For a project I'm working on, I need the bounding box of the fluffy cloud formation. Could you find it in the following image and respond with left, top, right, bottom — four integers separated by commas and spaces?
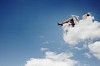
88, 41, 100, 59
63, 16, 100, 45
24, 14, 100, 66
25, 51, 78, 66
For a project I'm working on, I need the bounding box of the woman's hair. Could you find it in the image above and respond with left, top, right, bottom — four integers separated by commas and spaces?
86, 13, 91, 16
87, 14, 90, 16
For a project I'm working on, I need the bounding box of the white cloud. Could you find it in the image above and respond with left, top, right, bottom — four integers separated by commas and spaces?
88, 41, 100, 59
45, 51, 73, 61
74, 44, 88, 50
84, 52, 92, 58
63, 16, 100, 46
42, 41, 49, 44
25, 58, 77, 66
41, 48, 49, 51
25, 51, 78, 66
40, 36, 45, 38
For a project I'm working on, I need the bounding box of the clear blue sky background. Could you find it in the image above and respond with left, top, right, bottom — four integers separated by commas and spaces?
0, 0, 100, 66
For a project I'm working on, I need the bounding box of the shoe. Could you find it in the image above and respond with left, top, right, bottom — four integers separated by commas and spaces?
58, 23, 63, 26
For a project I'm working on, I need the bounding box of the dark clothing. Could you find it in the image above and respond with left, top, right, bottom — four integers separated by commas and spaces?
70, 19, 75, 27
58, 18, 76, 27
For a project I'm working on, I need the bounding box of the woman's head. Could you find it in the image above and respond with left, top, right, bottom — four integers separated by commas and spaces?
86, 13, 91, 16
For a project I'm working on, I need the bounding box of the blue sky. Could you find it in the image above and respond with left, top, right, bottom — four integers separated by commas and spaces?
0, 0, 100, 66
